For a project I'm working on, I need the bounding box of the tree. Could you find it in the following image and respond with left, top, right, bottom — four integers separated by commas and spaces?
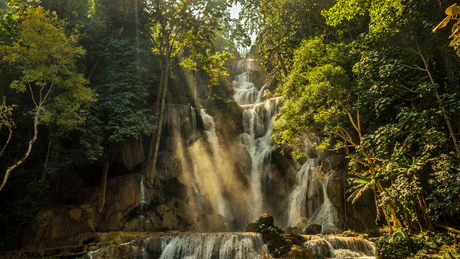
0, 6, 95, 191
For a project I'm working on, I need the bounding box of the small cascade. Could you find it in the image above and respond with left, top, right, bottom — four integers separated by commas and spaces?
200, 109, 232, 221
303, 235, 375, 258
232, 59, 264, 105
233, 72, 259, 105
307, 170, 341, 234
87, 233, 267, 259
255, 84, 266, 104
286, 159, 316, 227
286, 136, 341, 234
139, 175, 148, 232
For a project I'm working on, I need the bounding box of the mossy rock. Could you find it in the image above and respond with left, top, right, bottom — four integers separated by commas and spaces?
244, 214, 290, 258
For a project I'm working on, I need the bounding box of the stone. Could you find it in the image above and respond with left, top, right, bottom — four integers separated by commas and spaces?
69, 209, 82, 222
176, 199, 195, 225
303, 236, 331, 257
287, 245, 316, 259
199, 214, 230, 232
303, 224, 322, 234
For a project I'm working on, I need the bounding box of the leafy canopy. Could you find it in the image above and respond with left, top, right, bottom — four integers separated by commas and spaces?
2, 6, 95, 127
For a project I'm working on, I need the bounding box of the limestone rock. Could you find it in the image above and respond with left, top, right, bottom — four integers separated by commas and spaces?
303, 236, 331, 257
303, 224, 322, 235
287, 245, 316, 259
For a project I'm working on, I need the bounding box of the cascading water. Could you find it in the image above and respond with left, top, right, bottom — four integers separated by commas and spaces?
139, 174, 147, 232
286, 136, 342, 234
232, 60, 265, 105
88, 233, 268, 259
232, 59, 281, 222
240, 99, 280, 221
303, 235, 375, 259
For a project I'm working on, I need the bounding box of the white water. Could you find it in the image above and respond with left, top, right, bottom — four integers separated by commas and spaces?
160, 233, 266, 259
88, 233, 268, 259
285, 136, 342, 234
139, 175, 147, 231
232, 59, 280, 222
232, 60, 265, 105
286, 159, 316, 227
241, 99, 280, 221
303, 235, 375, 258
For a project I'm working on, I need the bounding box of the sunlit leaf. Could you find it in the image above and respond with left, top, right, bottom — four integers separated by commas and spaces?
445, 3, 458, 16
433, 16, 451, 33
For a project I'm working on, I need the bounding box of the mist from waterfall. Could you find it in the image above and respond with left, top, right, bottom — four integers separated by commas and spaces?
200, 109, 232, 221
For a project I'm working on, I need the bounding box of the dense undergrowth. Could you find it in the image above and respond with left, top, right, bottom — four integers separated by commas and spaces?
376, 229, 460, 258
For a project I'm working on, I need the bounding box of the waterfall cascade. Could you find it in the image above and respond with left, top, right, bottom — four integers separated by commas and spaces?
238, 98, 280, 221
87, 233, 267, 259
286, 136, 342, 234
303, 235, 375, 258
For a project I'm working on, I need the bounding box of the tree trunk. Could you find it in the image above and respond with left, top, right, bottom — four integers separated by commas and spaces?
42, 138, 53, 182
99, 154, 110, 213
0, 110, 39, 192
277, 52, 288, 77
147, 55, 170, 184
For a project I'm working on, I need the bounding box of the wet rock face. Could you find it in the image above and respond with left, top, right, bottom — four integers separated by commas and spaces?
303, 224, 322, 235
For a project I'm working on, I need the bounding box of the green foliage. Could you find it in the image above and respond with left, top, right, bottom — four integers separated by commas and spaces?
2, 6, 95, 127
376, 229, 460, 258
273, 37, 356, 159
323, 0, 405, 32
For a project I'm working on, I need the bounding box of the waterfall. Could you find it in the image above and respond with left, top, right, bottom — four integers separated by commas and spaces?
255, 84, 266, 104
233, 72, 258, 105
88, 233, 268, 259
160, 233, 266, 259
285, 136, 342, 234
232, 59, 264, 105
303, 235, 375, 258
139, 175, 147, 232
242, 99, 280, 221
200, 109, 232, 221
286, 159, 316, 227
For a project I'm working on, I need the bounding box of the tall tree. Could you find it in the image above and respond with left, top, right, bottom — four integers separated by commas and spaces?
0, 6, 95, 191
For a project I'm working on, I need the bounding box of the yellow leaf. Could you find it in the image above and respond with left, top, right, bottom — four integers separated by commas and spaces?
453, 22, 460, 34
446, 3, 458, 16
456, 48, 460, 57
433, 16, 452, 33
450, 23, 460, 39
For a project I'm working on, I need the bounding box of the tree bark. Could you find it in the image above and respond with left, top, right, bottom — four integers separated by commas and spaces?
0, 110, 39, 192
42, 138, 53, 182
99, 154, 110, 213
147, 53, 170, 184
277, 52, 288, 77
